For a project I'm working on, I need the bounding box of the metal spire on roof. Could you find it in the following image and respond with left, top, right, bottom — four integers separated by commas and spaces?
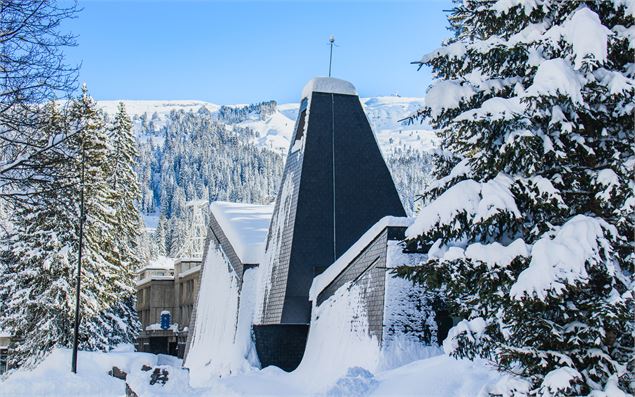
328, 35, 335, 77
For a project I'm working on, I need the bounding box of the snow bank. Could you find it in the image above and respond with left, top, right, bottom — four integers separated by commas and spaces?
0, 348, 157, 397
301, 77, 357, 99
126, 364, 202, 397
371, 354, 502, 397
299, 239, 441, 392
309, 216, 413, 302
210, 201, 273, 264
294, 283, 381, 393
0, 348, 506, 397
184, 245, 259, 386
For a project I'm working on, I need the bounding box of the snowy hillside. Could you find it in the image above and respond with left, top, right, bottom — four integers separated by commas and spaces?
99, 96, 436, 259
97, 96, 436, 157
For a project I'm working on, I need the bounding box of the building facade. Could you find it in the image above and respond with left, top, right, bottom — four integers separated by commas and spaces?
134, 258, 201, 358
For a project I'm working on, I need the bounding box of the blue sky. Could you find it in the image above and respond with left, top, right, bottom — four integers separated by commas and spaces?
66, 0, 452, 104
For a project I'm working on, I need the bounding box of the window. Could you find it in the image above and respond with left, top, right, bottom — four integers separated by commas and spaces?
291, 98, 309, 153
0, 348, 8, 375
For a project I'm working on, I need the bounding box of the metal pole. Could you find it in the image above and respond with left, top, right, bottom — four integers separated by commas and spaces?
328, 35, 335, 77
71, 137, 86, 374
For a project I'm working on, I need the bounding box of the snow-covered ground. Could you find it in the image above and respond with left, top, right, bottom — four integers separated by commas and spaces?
0, 347, 503, 397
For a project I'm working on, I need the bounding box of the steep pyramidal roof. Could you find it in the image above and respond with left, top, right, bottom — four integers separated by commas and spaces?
256, 77, 406, 325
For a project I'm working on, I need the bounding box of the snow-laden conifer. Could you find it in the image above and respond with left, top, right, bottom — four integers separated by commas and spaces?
105, 102, 142, 345
0, 103, 79, 368
398, 1, 634, 395
0, 88, 141, 367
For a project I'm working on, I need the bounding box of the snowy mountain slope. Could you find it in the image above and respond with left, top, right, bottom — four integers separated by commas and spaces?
98, 100, 221, 119
97, 96, 436, 156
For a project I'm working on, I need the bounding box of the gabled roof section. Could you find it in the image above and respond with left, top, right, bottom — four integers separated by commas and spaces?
210, 201, 274, 264
309, 216, 413, 302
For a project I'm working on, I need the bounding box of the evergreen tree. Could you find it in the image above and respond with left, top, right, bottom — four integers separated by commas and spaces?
0, 103, 79, 368
68, 86, 139, 349
398, 1, 634, 395
106, 102, 142, 344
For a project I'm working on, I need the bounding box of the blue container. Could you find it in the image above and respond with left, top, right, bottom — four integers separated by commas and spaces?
160, 312, 171, 330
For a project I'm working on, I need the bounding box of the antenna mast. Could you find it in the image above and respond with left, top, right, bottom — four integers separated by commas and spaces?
328, 35, 335, 77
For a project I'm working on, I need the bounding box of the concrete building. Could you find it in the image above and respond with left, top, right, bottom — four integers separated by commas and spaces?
183, 78, 439, 376
135, 258, 201, 357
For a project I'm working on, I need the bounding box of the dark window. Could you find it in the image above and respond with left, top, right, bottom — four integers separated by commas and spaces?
294, 110, 307, 143
0, 348, 8, 375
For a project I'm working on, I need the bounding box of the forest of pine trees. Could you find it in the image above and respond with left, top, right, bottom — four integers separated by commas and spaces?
132, 101, 435, 260
398, 1, 633, 395
0, 88, 141, 367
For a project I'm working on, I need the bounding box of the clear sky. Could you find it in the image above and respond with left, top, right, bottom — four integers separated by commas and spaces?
65, 0, 452, 104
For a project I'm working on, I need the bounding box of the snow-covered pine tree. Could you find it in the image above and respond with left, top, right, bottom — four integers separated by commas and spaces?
105, 102, 142, 345
0, 103, 79, 368
67, 86, 139, 350
397, 1, 634, 395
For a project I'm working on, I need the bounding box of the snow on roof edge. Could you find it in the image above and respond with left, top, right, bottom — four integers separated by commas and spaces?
302, 77, 358, 99
309, 216, 413, 301
210, 201, 274, 264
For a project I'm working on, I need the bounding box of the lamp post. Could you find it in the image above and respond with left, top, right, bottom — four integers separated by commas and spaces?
71, 137, 86, 374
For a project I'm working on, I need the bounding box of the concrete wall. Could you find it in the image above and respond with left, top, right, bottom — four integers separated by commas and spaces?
137, 280, 175, 329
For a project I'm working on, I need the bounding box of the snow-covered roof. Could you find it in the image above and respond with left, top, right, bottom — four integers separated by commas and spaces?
309, 216, 413, 301
210, 201, 274, 264
302, 77, 358, 99
143, 256, 175, 270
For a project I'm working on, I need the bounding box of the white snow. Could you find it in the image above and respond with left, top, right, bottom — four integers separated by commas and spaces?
540, 366, 582, 396
209, 201, 274, 265
185, 245, 259, 385
464, 239, 529, 269
98, 100, 220, 119
309, 216, 413, 302
406, 174, 522, 239
0, 348, 158, 397
146, 255, 175, 270
510, 215, 616, 300
550, 7, 612, 70
456, 96, 523, 121
595, 168, 620, 201
238, 111, 295, 153
0, 347, 505, 397
295, 283, 381, 392
301, 77, 357, 99
443, 317, 487, 356
526, 59, 583, 103
382, 241, 442, 369
426, 80, 476, 118
406, 179, 481, 239
492, 0, 540, 16
371, 354, 502, 397
145, 323, 178, 332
